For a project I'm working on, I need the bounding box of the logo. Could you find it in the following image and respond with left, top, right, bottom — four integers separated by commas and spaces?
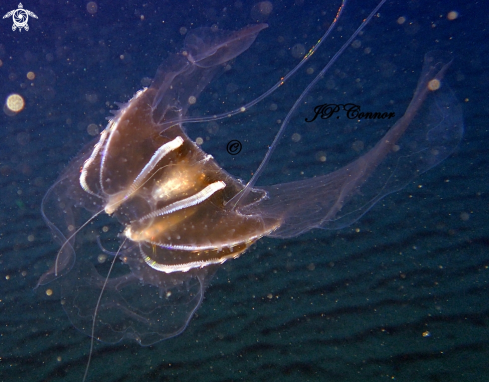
226, 140, 242, 155
305, 103, 395, 123
3, 3, 38, 32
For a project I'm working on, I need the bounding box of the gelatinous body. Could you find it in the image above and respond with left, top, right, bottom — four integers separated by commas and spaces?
38, 12, 463, 349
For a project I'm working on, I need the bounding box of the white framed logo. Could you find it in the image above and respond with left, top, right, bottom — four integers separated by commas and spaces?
3, 3, 38, 32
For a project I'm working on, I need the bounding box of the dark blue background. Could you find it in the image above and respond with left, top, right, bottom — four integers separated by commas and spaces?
0, 0, 487, 381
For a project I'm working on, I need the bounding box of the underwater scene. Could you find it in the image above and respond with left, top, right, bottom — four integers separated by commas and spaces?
0, 0, 487, 381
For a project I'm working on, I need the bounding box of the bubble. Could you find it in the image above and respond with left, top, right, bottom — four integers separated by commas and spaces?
46, 289, 53, 296
87, 123, 99, 136
141, 77, 152, 86
188, 96, 196, 105
291, 43, 306, 59
97, 254, 108, 263
226, 83, 239, 94
26, 71, 35, 80
86, 2, 98, 14
351, 140, 364, 152
397, 16, 406, 25
85, 93, 98, 103
250, 1, 273, 22
351, 39, 361, 49
206, 122, 219, 134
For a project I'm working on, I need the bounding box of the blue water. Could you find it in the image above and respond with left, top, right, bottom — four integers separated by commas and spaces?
0, 0, 487, 381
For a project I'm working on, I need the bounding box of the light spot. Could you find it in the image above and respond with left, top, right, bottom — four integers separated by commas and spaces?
46, 289, 53, 296
26, 71, 35, 80
315, 151, 327, 162
195, 137, 204, 145
5, 94, 25, 114
188, 96, 196, 105
98, 254, 107, 263
447, 11, 458, 21
428, 79, 440, 91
